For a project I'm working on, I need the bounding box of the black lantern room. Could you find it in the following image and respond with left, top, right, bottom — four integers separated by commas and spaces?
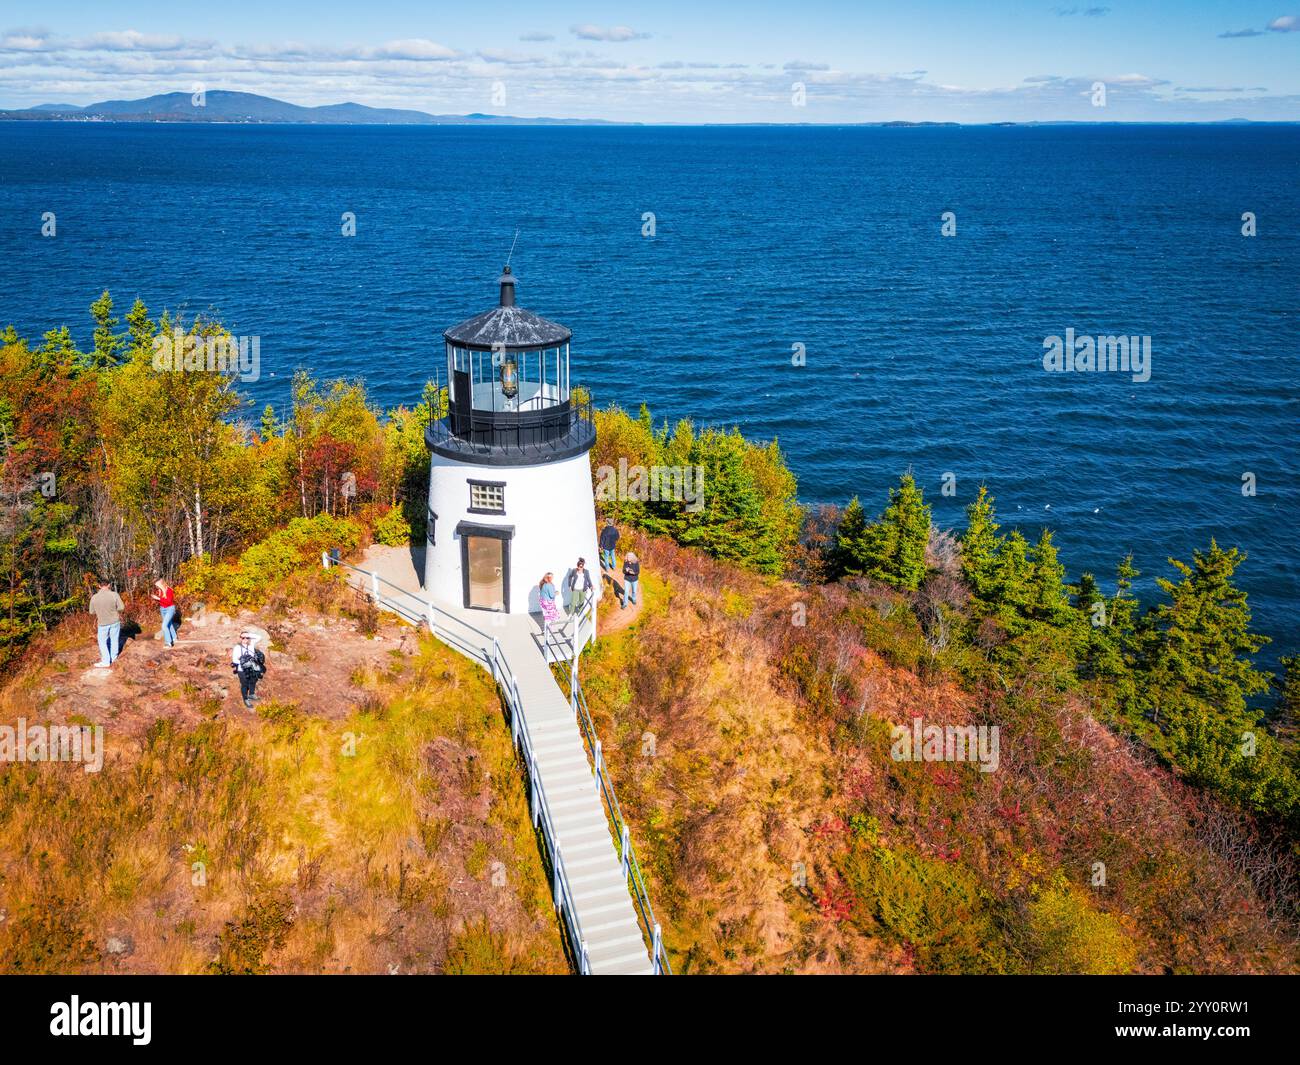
428, 267, 594, 465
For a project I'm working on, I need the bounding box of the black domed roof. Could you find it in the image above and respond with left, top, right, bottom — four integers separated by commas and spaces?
443, 267, 571, 350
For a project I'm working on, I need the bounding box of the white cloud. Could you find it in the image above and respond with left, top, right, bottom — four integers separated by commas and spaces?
1268, 15, 1300, 31
519, 31, 554, 42
570, 24, 650, 42
370, 38, 458, 60
77, 30, 189, 51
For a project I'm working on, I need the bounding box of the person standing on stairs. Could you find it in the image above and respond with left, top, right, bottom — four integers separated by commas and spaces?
599, 519, 619, 572
567, 557, 593, 613
539, 572, 561, 634
621, 552, 640, 610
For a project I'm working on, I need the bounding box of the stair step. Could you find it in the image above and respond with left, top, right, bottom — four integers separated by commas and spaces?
587, 944, 654, 971
581, 913, 645, 940
539, 763, 595, 787
585, 930, 650, 958
565, 851, 622, 876
596, 955, 656, 976
571, 880, 634, 906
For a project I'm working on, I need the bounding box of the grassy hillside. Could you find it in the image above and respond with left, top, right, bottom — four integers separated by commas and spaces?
0, 574, 566, 975
583, 534, 1299, 974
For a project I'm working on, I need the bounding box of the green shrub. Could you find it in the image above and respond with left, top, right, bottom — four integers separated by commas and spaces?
373, 505, 412, 547
182, 514, 361, 608
1020, 875, 1137, 974
839, 839, 1011, 974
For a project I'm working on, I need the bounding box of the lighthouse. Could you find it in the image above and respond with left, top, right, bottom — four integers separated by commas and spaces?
423, 267, 600, 617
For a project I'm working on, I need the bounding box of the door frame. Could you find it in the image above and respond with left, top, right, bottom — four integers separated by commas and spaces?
456, 521, 514, 612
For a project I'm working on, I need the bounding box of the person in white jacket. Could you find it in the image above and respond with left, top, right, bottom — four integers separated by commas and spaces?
231, 632, 265, 709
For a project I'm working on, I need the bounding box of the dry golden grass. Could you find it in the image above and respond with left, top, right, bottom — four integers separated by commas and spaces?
0, 623, 566, 975
581, 533, 1300, 975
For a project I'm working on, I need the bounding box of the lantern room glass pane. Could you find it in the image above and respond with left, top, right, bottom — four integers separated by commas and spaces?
459, 344, 569, 412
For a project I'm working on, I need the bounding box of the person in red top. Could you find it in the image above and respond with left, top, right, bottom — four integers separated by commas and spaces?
151, 578, 178, 648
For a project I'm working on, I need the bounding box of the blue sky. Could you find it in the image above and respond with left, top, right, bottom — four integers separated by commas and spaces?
2, 1, 1298, 121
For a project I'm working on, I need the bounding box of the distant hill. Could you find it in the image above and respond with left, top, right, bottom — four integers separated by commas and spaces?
0, 89, 630, 125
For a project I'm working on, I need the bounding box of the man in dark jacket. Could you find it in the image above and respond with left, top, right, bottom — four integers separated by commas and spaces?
599, 520, 619, 571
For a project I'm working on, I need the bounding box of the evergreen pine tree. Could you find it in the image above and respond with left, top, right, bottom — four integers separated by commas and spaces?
1275, 655, 1300, 742
860, 473, 931, 590
1076, 572, 1103, 626
1141, 540, 1270, 733
260, 404, 278, 441
992, 528, 1033, 624
1028, 529, 1070, 623
961, 485, 1001, 600
37, 326, 81, 372
125, 297, 156, 357
89, 290, 125, 369
1110, 553, 1139, 639
830, 496, 870, 578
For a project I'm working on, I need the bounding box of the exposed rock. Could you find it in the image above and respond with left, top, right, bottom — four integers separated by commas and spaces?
105, 934, 134, 956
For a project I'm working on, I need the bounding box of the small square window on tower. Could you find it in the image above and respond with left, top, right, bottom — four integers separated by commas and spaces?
468, 480, 505, 513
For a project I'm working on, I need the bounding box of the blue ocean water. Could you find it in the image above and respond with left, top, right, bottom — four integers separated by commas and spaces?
1, 122, 1297, 662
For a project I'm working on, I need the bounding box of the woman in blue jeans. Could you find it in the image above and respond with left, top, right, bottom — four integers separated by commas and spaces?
152, 578, 178, 647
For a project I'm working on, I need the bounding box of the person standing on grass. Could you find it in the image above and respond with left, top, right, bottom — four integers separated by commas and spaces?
621, 552, 641, 610
231, 632, 266, 710
539, 573, 561, 634
599, 519, 619, 571
151, 578, 178, 648
567, 558, 593, 613
89, 580, 125, 668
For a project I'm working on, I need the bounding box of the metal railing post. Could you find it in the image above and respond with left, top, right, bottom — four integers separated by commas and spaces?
620, 823, 630, 880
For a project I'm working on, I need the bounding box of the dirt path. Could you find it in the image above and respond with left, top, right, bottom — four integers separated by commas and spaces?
597, 564, 643, 635
19, 602, 420, 743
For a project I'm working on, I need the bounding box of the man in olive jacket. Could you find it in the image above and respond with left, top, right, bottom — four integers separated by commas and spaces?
90, 581, 125, 667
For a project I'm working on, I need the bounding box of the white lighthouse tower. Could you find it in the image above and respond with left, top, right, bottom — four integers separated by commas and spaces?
423, 267, 600, 618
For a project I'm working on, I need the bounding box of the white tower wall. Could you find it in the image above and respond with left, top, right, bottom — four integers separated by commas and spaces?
424, 449, 601, 615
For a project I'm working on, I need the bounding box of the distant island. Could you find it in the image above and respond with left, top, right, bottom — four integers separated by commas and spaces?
0, 90, 634, 126
2, 91, 1288, 127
